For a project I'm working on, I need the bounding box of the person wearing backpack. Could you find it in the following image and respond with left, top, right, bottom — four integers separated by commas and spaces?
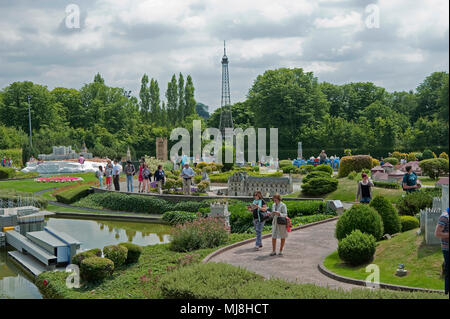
247, 191, 267, 251
402, 165, 421, 193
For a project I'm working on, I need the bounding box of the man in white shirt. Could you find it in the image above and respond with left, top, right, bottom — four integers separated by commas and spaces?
112, 159, 121, 191
180, 163, 195, 195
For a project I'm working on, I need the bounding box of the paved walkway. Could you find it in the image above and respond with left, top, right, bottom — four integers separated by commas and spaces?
209, 219, 358, 290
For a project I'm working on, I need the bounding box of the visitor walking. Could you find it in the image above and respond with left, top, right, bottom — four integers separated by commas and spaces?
180, 163, 195, 195
138, 161, 144, 193
112, 159, 121, 191
1, 157, 5, 167
105, 161, 113, 191
435, 208, 449, 294
319, 150, 327, 165
96, 166, 104, 188
142, 163, 151, 193
402, 165, 421, 193
247, 191, 267, 251
270, 194, 288, 256
78, 154, 85, 165
356, 173, 374, 204
154, 165, 165, 194
124, 161, 136, 193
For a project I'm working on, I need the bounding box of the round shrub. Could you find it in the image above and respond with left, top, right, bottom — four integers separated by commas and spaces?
302, 170, 331, 183
80, 257, 114, 282
369, 196, 401, 235
347, 171, 359, 181
336, 204, 384, 241
419, 158, 449, 180
299, 165, 315, 174
407, 153, 417, 162
313, 164, 333, 175
422, 149, 434, 160
71, 249, 102, 266
383, 157, 399, 166
103, 245, 128, 267
371, 158, 380, 168
282, 165, 297, 173
338, 230, 376, 266
118, 242, 143, 264
279, 160, 293, 168
396, 191, 433, 216
301, 177, 338, 196
400, 216, 419, 232
338, 155, 373, 178
196, 180, 210, 193
162, 211, 199, 225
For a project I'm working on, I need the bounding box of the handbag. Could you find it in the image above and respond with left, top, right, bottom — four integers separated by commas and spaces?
277, 216, 287, 225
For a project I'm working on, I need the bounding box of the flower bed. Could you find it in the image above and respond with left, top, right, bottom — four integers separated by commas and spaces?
35, 176, 84, 183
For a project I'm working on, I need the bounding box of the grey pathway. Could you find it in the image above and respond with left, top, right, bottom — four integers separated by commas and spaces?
209, 219, 358, 291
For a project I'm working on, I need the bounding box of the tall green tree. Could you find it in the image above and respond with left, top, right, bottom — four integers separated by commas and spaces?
177, 73, 185, 122
165, 75, 178, 126
184, 75, 196, 117
139, 74, 150, 122
414, 71, 448, 121
149, 78, 161, 124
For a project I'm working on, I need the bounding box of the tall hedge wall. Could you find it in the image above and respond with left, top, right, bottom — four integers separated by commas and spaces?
338, 155, 373, 178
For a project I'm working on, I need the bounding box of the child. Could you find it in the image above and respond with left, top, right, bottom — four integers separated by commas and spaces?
105, 162, 113, 191
96, 166, 104, 188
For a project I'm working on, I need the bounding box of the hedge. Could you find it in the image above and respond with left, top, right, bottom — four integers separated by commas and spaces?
71, 249, 102, 266
0, 148, 23, 168
162, 211, 199, 225
338, 230, 376, 266
103, 245, 128, 267
313, 164, 333, 175
419, 158, 449, 179
285, 200, 325, 217
55, 185, 92, 204
302, 170, 331, 183
118, 242, 143, 264
301, 177, 338, 196
400, 216, 419, 232
369, 196, 401, 235
80, 257, 114, 282
0, 194, 48, 209
336, 204, 384, 240
373, 181, 400, 189
0, 167, 16, 179
279, 160, 293, 168
338, 155, 373, 178
396, 191, 433, 216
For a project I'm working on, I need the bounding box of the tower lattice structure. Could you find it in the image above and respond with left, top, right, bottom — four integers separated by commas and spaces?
219, 41, 234, 136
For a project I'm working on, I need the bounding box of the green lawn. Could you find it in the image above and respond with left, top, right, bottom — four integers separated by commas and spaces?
323, 229, 445, 291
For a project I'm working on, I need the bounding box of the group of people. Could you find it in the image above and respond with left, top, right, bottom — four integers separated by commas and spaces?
248, 191, 290, 256
1, 157, 13, 168
96, 159, 122, 191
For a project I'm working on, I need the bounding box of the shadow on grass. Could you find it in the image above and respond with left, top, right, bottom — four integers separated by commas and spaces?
417, 239, 441, 259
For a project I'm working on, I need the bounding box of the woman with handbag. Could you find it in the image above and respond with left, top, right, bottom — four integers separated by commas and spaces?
247, 191, 267, 251
270, 193, 288, 256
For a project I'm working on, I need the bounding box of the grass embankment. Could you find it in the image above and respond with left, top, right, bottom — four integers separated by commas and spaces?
323, 229, 445, 290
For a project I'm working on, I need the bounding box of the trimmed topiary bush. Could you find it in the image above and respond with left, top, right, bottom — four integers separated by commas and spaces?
383, 157, 399, 166
336, 204, 384, 241
301, 177, 338, 196
369, 196, 401, 235
422, 149, 434, 160
373, 181, 400, 189
71, 249, 102, 266
419, 158, 449, 180
162, 211, 199, 225
400, 216, 419, 232
0, 167, 16, 179
396, 191, 433, 216
80, 257, 114, 282
103, 245, 128, 267
118, 242, 143, 264
285, 200, 325, 217
302, 170, 331, 183
407, 153, 417, 162
372, 158, 380, 168
299, 164, 315, 174
282, 164, 298, 173
338, 155, 373, 178
55, 185, 92, 204
313, 164, 333, 175
337, 230, 376, 266
279, 160, 293, 168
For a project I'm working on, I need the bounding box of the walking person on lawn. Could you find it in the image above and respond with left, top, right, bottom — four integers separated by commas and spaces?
247, 191, 267, 251
270, 194, 288, 256
356, 173, 374, 204
124, 160, 136, 193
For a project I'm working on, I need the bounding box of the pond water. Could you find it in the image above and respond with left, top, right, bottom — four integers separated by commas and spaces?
0, 216, 172, 299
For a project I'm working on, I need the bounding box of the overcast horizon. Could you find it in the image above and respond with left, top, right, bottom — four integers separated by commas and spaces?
0, 0, 448, 112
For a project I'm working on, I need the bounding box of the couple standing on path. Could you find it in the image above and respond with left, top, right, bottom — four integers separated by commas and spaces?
248, 191, 291, 256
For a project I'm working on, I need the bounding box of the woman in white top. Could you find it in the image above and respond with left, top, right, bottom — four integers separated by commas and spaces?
270, 194, 288, 256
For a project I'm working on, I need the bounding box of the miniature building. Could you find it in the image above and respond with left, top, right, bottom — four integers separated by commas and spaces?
227, 172, 293, 197
209, 202, 231, 229
398, 161, 422, 176
381, 162, 394, 173
38, 145, 93, 161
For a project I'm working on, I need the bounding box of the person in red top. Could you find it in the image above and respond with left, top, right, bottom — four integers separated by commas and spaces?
138, 161, 144, 193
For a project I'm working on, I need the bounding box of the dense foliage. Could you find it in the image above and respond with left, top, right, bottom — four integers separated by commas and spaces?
335, 204, 384, 240
396, 191, 433, 216
369, 196, 401, 235
338, 155, 373, 178
301, 176, 338, 196
103, 245, 128, 267
118, 242, 143, 264
54, 185, 92, 204
80, 257, 114, 282
162, 211, 199, 225
337, 230, 376, 266
400, 216, 420, 232
419, 158, 449, 179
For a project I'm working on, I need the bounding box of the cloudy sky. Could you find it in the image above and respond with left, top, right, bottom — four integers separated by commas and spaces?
0, 0, 448, 112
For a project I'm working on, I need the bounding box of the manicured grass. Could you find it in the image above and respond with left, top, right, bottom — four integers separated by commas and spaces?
323, 229, 445, 291
418, 177, 441, 186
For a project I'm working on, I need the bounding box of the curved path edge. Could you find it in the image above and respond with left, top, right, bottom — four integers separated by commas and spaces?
317, 263, 445, 294
202, 217, 339, 264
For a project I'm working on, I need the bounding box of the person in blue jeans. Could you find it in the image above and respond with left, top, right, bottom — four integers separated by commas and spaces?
124, 161, 136, 193
247, 191, 267, 251
435, 207, 449, 294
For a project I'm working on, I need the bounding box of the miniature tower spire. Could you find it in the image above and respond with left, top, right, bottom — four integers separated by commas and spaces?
219, 41, 234, 136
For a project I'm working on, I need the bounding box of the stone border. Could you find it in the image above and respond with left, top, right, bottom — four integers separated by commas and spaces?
51, 211, 166, 223
91, 186, 323, 202
317, 262, 445, 294
202, 217, 339, 264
